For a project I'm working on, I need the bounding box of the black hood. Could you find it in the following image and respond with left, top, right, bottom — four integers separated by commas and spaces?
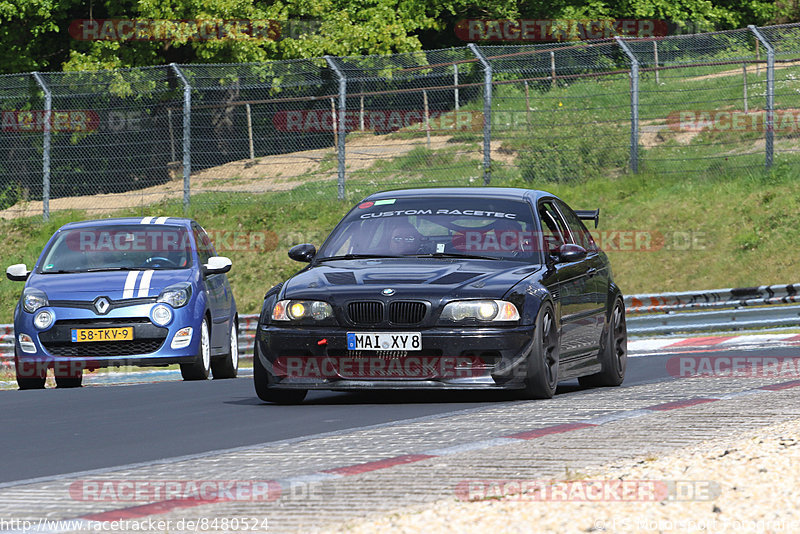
283, 258, 543, 301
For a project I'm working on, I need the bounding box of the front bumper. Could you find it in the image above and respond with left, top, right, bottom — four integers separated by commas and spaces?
256, 324, 536, 390
14, 302, 200, 368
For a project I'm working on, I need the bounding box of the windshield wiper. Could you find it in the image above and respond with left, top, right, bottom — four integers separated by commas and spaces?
316, 254, 403, 262
412, 252, 504, 261
40, 269, 82, 274
84, 267, 140, 272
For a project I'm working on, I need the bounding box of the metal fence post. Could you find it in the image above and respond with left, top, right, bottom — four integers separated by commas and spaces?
616, 37, 640, 174
31, 72, 50, 221
453, 64, 459, 110
325, 56, 347, 200
468, 44, 492, 185
749, 26, 774, 170
170, 64, 191, 213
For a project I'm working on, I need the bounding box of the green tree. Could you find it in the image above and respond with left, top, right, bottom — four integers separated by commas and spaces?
0, 0, 793, 74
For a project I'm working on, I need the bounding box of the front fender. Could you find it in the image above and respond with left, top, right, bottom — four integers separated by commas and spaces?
504, 280, 549, 326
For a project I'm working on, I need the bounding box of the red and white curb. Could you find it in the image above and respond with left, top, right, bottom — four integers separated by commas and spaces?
629, 333, 800, 355
6, 378, 800, 533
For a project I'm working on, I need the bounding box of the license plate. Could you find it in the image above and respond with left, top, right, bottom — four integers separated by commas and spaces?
346, 332, 421, 351
71, 327, 133, 343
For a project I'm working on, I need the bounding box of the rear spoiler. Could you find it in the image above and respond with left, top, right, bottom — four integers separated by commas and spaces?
574, 209, 600, 228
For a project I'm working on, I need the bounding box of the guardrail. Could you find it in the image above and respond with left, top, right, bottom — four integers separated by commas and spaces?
625, 284, 800, 336
2, 285, 799, 366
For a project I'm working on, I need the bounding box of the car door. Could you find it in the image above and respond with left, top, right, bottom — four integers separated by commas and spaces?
536, 200, 582, 359
192, 223, 230, 352
535, 199, 597, 360
554, 199, 607, 352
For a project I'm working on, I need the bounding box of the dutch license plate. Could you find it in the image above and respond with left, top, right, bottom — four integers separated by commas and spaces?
71, 327, 133, 343
347, 332, 421, 351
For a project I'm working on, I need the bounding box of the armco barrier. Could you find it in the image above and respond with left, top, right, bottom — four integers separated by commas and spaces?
2, 286, 800, 366
625, 284, 800, 313
625, 284, 800, 336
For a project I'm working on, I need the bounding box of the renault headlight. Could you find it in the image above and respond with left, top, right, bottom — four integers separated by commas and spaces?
23, 288, 49, 313
157, 282, 192, 308
440, 300, 520, 322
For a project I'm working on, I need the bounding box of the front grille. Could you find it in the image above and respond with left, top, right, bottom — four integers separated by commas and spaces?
389, 301, 427, 324
347, 301, 383, 324
39, 319, 169, 357
48, 298, 156, 313
41, 339, 165, 357
50, 318, 153, 327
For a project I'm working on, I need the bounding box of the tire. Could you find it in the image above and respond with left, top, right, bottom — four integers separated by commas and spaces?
578, 297, 627, 387
15, 350, 46, 390
55, 373, 83, 388
519, 302, 560, 399
211, 321, 239, 379
253, 343, 306, 404
53, 359, 84, 388
180, 319, 211, 381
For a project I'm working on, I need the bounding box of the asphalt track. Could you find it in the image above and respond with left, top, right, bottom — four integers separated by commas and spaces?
1, 345, 796, 485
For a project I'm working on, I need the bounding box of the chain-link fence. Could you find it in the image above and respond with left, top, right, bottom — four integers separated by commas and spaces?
3, 23, 800, 220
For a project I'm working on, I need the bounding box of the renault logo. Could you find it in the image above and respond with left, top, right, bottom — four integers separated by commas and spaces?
381, 288, 395, 296
94, 297, 110, 314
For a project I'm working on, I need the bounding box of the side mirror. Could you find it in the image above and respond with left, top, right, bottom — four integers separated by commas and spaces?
288, 244, 316, 263
556, 243, 587, 263
6, 264, 30, 281
203, 256, 232, 276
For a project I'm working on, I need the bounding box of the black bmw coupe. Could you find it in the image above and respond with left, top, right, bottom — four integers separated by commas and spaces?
254, 188, 626, 403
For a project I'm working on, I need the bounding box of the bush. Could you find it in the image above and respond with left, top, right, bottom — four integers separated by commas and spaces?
0, 184, 20, 211
516, 116, 629, 183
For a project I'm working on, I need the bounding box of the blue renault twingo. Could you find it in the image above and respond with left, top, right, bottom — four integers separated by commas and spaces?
6, 217, 238, 389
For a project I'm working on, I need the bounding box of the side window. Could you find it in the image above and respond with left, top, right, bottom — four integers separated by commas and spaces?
192, 224, 214, 265
555, 200, 597, 252
538, 201, 570, 255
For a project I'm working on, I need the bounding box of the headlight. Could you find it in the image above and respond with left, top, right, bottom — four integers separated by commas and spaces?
157, 282, 192, 308
440, 300, 520, 322
151, 304, 173, 326
23, 288, 49, 313
272, 300, 334, 321
33, 310, 53, 329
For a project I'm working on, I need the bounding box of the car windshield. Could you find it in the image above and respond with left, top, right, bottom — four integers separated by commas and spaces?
318, 196, 537, 261
38, 224, 194, 273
